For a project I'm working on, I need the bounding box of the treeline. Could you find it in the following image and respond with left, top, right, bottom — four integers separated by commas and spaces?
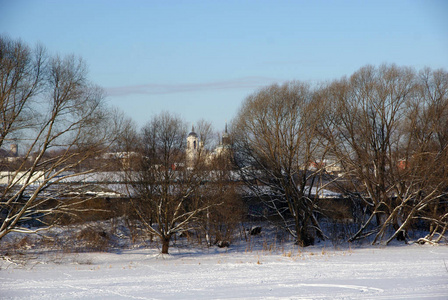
1, 36, 447, 253
113, 64, 448, 252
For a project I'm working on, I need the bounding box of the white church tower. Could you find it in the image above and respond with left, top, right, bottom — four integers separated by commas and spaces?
186, 125, 199, 168
214, 122, 231, 156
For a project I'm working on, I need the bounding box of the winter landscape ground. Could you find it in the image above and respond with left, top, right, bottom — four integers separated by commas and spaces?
1, 227, 448, 300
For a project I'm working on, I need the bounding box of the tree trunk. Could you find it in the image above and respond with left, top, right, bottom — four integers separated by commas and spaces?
393, 221, 406, 241
429, 200, 439, 234
296, 227, 314, 247
295, 213, 314, 247
161, 235, 171, 254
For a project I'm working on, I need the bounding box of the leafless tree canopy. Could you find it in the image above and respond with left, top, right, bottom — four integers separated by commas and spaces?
0, 36, 121, 239
322, 64, 448, 244
232, 82, 329, 246
231, 66, 447, 246
126, 112, 218, 253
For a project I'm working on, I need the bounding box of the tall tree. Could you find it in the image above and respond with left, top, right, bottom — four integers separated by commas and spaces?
322, 64, 448, 244
232, 82, 328, 246
126, 112, 212, 254
0, 36, 120, 240
402, 67, 448, 243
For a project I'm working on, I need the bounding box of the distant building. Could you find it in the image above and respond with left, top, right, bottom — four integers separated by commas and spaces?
0, 171, 45, 185
9, 144, 18, 157
0, 144, 18, 158
213, 123, 231, 157
186, 126, 199, 167
186, 124, 233, 168
308, 158, 342, 174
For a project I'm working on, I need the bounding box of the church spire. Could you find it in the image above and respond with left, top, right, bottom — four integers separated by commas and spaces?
222, 121, 230, 145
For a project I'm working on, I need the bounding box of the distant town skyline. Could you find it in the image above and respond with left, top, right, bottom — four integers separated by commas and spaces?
1, 0, 447, 131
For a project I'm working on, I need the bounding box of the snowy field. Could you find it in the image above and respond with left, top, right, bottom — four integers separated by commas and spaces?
1, 242, 448, 299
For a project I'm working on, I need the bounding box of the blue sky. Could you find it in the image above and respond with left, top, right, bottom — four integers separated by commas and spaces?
1, 0, 447, 132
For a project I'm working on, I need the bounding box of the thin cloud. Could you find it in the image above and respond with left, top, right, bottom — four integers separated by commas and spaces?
263, 60, 315, 65
105, 77, 279, 97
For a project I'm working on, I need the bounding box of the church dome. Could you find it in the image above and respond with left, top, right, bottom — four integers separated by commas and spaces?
188, 126, 197, 138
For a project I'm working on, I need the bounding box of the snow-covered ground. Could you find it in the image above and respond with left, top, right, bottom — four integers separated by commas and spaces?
1, 242, 447, 299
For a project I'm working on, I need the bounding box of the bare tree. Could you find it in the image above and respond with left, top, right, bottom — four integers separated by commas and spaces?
126, 112, 213, 254
198, 129, 243, 247
322, 64, 448, 244
0, 36, 120, 240
232, 82, 328, 246
402, 67, 448, 244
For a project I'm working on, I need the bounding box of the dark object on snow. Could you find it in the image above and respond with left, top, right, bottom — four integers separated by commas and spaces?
216, 240, 230, 248
295, 235, 315, 247
249, 226, 262, 236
